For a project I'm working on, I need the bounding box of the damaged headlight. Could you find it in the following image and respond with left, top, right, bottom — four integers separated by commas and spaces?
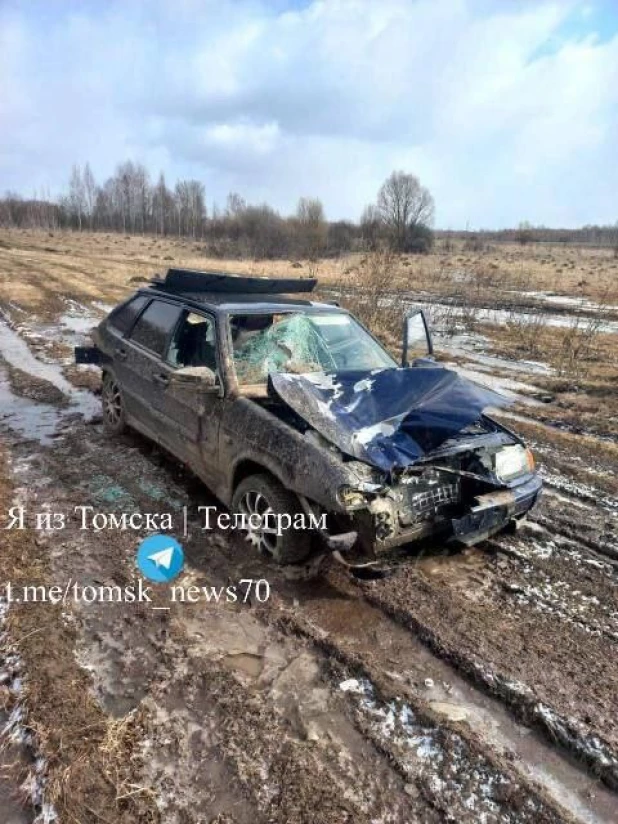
337, 486, 371, 509
494, 445, 535, 482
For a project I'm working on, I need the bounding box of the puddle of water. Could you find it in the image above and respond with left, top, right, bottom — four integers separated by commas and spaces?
59, 313, 98, 337
326, 286, 618, 334
0, 321, 76, 394
426, 674, 618, 823
370, 291, 618, 334
0, 321, 99, 422
440, 333, 554, 378
223, 652, 264, 678
55, 299, 111, 342
340, 675, 535, 820
520, 291, 618, 314
0, 370, 67, 445
418, 299, 618, 335
344, 666, 616, 824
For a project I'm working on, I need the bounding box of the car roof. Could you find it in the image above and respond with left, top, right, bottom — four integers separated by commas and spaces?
139, 287, 344, 315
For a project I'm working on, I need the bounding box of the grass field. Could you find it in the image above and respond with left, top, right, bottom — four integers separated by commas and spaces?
1, 227, 617, 312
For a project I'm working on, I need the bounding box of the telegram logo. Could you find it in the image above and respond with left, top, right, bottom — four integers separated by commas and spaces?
136, 534, 184, 583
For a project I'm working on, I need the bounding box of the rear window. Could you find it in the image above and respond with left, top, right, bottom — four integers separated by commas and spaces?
107, 295, 148, 335
129, 300, 182, 357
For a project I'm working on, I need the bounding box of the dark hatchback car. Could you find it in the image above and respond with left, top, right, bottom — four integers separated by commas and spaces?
77, 268, 541, 570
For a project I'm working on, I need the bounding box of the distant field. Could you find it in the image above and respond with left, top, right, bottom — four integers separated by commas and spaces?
1, 227, 617, 316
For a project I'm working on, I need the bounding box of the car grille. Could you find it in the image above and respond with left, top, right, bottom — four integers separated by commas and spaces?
398, 476, 461, 523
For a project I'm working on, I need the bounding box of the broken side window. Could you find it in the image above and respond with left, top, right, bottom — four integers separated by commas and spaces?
167, 312, 217, 371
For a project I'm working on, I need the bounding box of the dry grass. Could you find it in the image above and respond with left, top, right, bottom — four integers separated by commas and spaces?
2, 229, 618, 320
480, 322, 618, 437
0, 451, 159, 822
324, 248, 403, 355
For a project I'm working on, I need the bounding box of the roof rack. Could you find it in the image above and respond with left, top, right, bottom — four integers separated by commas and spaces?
151, 268, 317, 295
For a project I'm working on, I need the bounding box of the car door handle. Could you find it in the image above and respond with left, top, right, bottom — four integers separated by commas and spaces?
115, 347, 128, 361
152, 372, 170, 387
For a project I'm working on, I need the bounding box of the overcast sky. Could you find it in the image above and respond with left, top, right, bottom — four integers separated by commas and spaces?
1, 0, 617, 228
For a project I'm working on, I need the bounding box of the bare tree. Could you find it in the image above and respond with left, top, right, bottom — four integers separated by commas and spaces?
68, 164, 86, 230
174, 180, 190, 236
295, 196, 327, 259
186, 180, 206, 238
360, 203, 383, 250
152, 173, 173, 235
115, 161, 135, 232
376, 171, 434, 252
226, 192, 246, 217
516, 221, 533, 245
133, 164, 150, 234
94, 181, 114, 230
83, 163, 97, 229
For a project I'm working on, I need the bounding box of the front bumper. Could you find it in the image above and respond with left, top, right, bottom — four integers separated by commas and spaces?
334, 472, 542, 557
451, 474, 542, 545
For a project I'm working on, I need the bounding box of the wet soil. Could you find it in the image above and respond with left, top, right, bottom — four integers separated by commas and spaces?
1, 306, 617, 822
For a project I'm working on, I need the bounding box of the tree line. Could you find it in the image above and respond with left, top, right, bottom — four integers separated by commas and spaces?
442, 223, 618, 249
2, 162, 615, 256
0, 164, 436, 259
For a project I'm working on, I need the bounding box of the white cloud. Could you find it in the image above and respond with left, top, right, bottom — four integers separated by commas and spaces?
0, 0, 616, 226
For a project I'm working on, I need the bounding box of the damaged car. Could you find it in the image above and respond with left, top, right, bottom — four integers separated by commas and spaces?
76, 268, 541, 572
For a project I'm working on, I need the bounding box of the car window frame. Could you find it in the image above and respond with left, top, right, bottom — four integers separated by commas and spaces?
164, 308, 221, 382
127, 297, 184, 360
107, 294, 151, 337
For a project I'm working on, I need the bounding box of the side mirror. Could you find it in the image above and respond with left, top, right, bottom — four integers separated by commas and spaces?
171, 366, 218, 388
402, 308, 433, 367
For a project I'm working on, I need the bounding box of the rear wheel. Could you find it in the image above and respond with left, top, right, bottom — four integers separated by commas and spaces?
231, 473, 311, 565
101, 372, 127, 435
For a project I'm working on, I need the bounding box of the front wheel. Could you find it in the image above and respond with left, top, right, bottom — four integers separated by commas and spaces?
101, 372, 127, 435
231, 473, 311, 565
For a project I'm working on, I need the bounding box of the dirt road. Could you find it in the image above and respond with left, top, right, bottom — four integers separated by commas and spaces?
1, 236, 617, 822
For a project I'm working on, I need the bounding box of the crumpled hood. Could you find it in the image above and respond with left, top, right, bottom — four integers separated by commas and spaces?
269, 367, 512, 472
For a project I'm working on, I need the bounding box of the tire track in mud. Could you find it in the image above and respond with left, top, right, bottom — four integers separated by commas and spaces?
1, 318, 617, 821
0, 418, 600, 824
350, 548, 618, 790
531, 493, 618, 565
190, 532, 616, 822
486, 528, 618, 642
3, 430, 434, 823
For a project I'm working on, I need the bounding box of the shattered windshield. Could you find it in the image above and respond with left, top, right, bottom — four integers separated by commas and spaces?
230, 311, 396, 385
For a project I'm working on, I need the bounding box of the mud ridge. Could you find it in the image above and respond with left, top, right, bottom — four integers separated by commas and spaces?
540, 473, 618, 514
530, 513, 618, 563
273, 609, 579, 823
354, 587, 618, 791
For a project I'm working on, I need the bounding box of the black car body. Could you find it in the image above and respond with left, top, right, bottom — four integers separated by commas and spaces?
77, 268, 541, 568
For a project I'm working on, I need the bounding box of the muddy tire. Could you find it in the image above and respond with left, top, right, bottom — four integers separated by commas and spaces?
101, 372, 127, 436
232, 473, 311, 565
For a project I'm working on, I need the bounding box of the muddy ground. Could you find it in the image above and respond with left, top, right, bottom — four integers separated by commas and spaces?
0, 230, 617, 823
